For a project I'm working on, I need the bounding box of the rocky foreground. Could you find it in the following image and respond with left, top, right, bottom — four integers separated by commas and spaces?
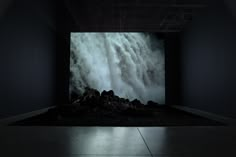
11, 88, 224, 126
57, 87, 161, 118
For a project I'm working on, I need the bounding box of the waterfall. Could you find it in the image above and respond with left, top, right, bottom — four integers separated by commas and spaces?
70, 33, 165, 104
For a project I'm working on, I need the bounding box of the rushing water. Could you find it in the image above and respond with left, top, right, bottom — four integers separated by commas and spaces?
70, 33, 165, 104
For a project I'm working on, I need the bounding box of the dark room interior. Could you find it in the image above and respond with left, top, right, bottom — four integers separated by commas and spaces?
0, 0, 236, 156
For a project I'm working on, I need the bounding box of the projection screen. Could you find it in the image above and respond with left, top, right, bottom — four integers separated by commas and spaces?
70, 32, 165, 104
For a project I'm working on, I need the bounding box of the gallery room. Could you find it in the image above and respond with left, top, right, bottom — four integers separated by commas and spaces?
0, 0, 236, 156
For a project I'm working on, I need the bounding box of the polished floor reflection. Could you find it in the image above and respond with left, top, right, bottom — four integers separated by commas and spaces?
0, 126, 236, 157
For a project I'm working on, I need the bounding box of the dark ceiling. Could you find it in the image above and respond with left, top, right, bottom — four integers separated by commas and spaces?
61, 0, 208, 32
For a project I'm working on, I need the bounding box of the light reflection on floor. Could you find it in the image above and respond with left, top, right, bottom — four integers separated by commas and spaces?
0, 126, 236, 157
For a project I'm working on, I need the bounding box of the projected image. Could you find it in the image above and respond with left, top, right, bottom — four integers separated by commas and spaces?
70, 33, 165, 104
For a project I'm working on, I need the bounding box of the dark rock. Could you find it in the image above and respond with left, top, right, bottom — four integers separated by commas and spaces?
113, 96, 120, 101
61, 87, 157, 118
101, 90, 106, 97
119, 98, 126, 103
83, 87, 100, 97
70, 91, 81, 103
107, 90, 114, 97
72, 97, 82, 104
80, 87, 101, 107
131, 99, 144, 108
125, 99, 130, 103
101, 90, 114, 97
146, 101, 159, 108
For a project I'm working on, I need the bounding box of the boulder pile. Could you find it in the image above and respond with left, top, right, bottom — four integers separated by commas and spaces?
57, 87, 160, 117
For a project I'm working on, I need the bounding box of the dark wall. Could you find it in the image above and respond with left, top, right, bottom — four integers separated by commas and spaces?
0, 0, 57, 117
181, 0, 236, 118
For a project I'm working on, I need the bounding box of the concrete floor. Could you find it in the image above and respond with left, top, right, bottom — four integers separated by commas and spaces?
0, 126, 236, 157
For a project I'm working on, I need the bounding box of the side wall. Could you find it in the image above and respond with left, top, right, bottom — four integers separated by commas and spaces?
181, 0, 236, 118
0, 0, 56, 118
